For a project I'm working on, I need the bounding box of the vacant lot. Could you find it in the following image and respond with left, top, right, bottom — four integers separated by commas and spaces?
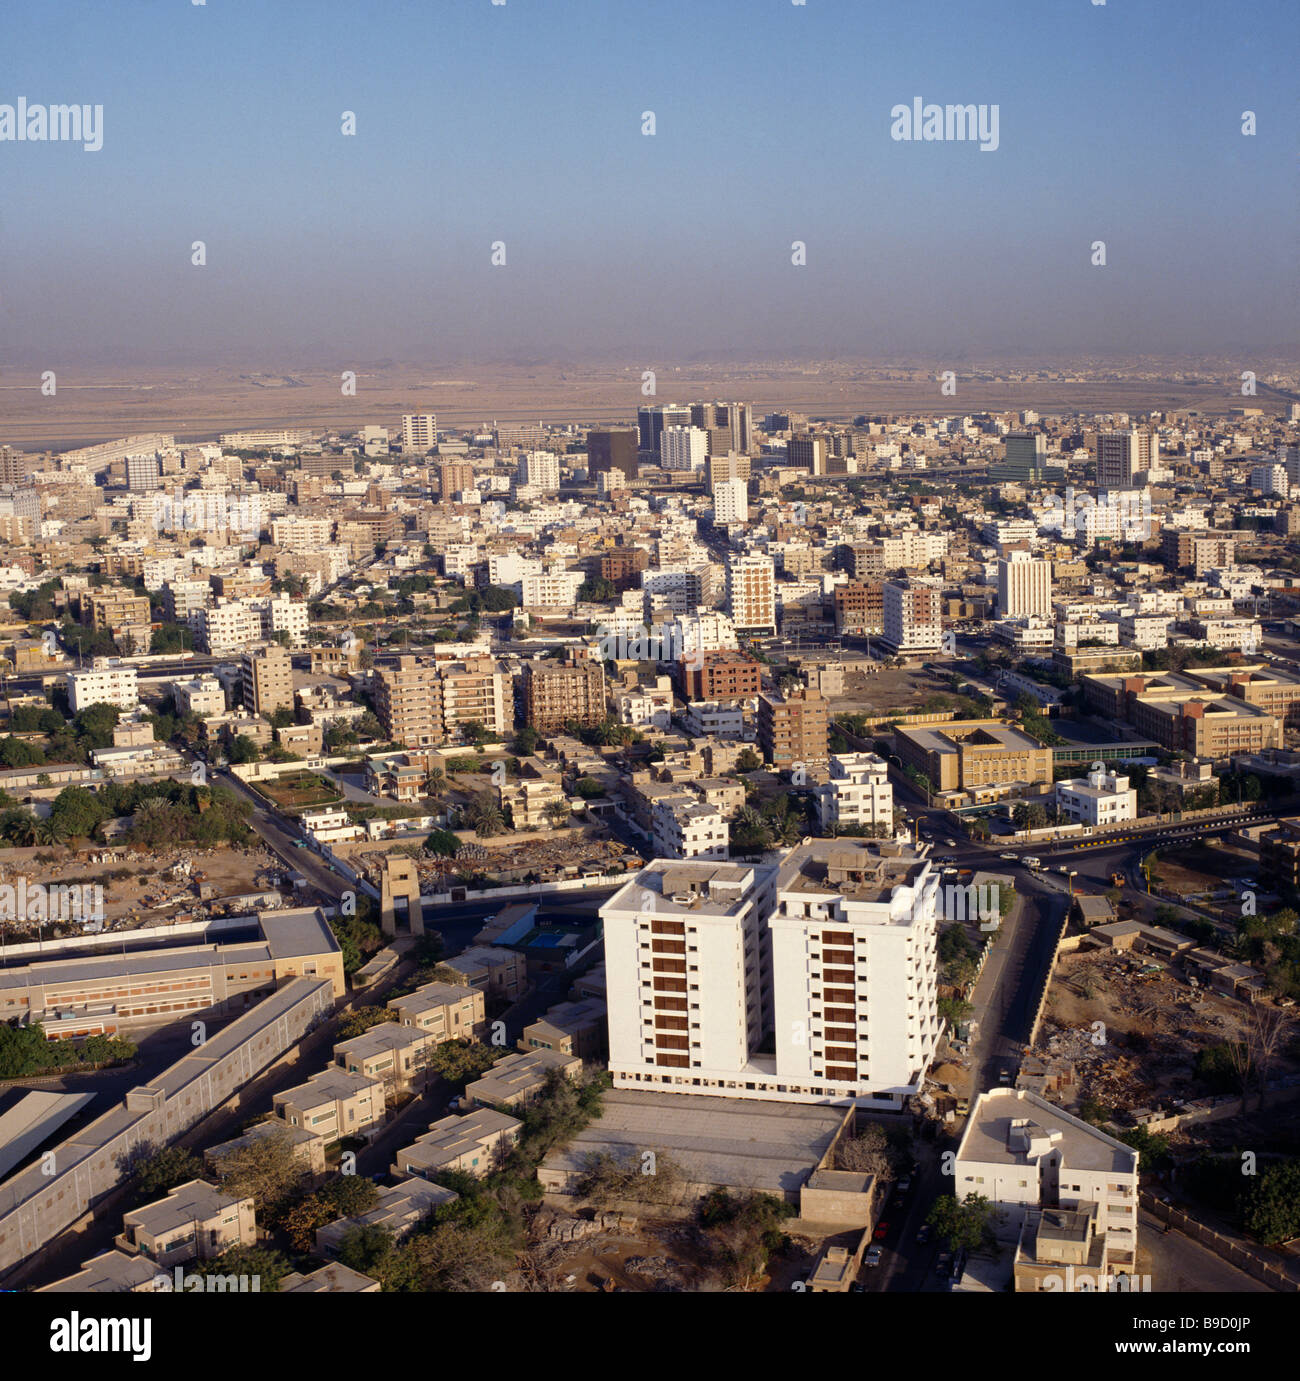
830, 663, 965, 719
257, 772, 343, 814
1150, 841, 1258, 899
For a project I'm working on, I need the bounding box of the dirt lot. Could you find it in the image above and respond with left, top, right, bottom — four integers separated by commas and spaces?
830, 663, 960, 718
1040, 949, 1299, 1112
0, 840, 285, 929
1151, 841, 1259, 900
256, 772, 343, 814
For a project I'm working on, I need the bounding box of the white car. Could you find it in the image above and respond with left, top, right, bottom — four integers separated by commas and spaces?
864, 1246, 884, 1268
999, 852, 1017, 861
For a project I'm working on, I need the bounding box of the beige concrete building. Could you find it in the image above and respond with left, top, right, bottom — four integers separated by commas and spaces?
523, 655, 607, 732
464, 1048, 583, 1109
115, 1180, 256, 1268
441, 946, 528, 1003
757, 687, 829, 771
894, 719, 1052, 794
388, 980, 485, 1040
273, 1067, 386, 1142
391, 1107, 522, 1180
334, 1022, 438, 1096
315, 1178, 458, 1258
240, 644, 294, 716
519, 998, 607, 1059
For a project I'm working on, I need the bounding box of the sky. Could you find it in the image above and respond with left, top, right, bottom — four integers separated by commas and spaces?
1, 0, 1295, 366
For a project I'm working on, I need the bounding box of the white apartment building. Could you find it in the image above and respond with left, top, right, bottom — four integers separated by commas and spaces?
1189, 616, 1262, 653
998, 551, 1052, 620
174, 674, 226, 718
1055, 768, 1138, 828
881, 580, 944, 655
712, 477, 749, 525
955, 1088, 1139, 1278
1250, 463, 1288, 498
816, 753, 893, 833
487, 553, 542, 587
601, 840, 939, 1109
260, 595, 310, 649
725, 555, 776, 636
683, 700, 751, 740
191, 600, 265, 655
618, 683, 673, 730
1117, 612, 1172, 650
164, 578, 212, 623
993, 617, 1056, 651
271, 516, 334, 551
660, 425, 707, 472
651, 797, 730, 862
642, 567, 704, 619
880, 530, 947, 569
517, 451, 560, 491
401, 414, 438, 453
68, 666, 139, 713
519, 569, 584, 608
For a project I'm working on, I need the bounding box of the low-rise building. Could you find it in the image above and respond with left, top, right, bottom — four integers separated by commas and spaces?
391, 1107, 522, 1181
334, 1022, 438, 1096
115, 1180, 256, 1269
315, 1178, 458, 1258
441, 946, 528, 1003
272, 1067, 386, 1142
815, 752, 893, 833
519, 998, 608, 1059
388, 980, 486, 1039
1054, 767, 1138, 827
464, 1048, 583, 1109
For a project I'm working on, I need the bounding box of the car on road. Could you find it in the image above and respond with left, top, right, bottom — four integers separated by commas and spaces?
1055, 865, 1069, 874
1024, 856, 1042, 870
944, 838, 957, 847
873, 1221, 890, 1241
916, 1224, 931, 1245
896, 1178, 912, 1196
864, 1246, 884, 1268
999, 852, 1017, 861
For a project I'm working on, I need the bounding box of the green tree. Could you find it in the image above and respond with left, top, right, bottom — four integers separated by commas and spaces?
129, 1145, 206, 1202
1240, 1160, 1300, 1246
926, 1192, 998, 1252
228, 734, 260, 764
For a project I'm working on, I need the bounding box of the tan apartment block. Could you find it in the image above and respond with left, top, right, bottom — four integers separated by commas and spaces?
391, 1107, 522, 1181
240, 644, 294, 716
334, 1022, 438, 1096
315, 1178, 458, 1258
273, 1067, 386, 1141
205, 1118, 326, 1180
757, 687, 829, 770
442, 946, 528, 1003
464, 1048, 583, 1109
524, 655, 607, 732
115, 1180, 256, 1269
388, 980, 485, 1040
519, 998, 607, 1059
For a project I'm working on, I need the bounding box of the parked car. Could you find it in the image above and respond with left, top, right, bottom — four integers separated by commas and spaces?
896, 1178, 912, 1196
864, 1246, 884, 1268
916, 1224, 932, 1245
944, 838, 957, 847
873, 1221, 890, 1241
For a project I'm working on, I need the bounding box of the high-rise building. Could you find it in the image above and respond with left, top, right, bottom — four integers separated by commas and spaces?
637, 404, 691, 458
0, 446, 33, 486
517, 450, 560, 491
705, 452, 751, 488
787, 435, 827, 476
660, 425, 707, 472
757, 687, 829, 770
725, 555, 776, 636
374, 657, 444, 748
712, 476, 749, 525
1250, 463, 1289, 498
990, 432, 1048, 484
523, 655, 606, 732
586, 428, 638, 479
401, 414, 438, 453
600, 838, 939, 1108
997, 550, 1053, 619
1096, 429, 1156, 490
881, 580, 944, 654
126, 453, 161, 492
438, 460, 475, 499
240, 645, 295, 717
689, 402, 754, 455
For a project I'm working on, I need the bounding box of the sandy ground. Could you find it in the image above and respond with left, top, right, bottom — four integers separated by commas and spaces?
1, 360, 1289, 450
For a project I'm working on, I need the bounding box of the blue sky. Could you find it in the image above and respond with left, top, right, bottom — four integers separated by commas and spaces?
1, 0, 1295, 363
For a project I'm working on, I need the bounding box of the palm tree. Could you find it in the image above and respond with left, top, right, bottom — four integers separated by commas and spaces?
544, 800, 570, 830
31, 816, 68, 848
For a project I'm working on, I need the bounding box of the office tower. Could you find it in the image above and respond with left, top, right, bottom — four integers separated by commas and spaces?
401, 414, 438, 453
690, 402, 754, 455
1096, 429, 1156, 490
240, 645, 295, 717
725, 554, 776, 636
0, 446, 32, 485
990, 432, 1048, 484
438, 460, 475, 499
705, 452, 751, 487
712, 476, 749, 524
660, 425, 707, 472
881, 580, 944, 654
600, 838, 939, 1107
997, 550, 1053, 619
637, 404, 691, 458
523, 654, 606, 731
125, 453, 161, 492
518, 451, 560, 491
586, 428, 639, 479
787, 434, 828, 476
757, 687, 829, 769
494, 422, 546, 452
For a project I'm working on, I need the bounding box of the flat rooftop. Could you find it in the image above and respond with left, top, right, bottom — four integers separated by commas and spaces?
605, 858, 767, 920
776, 838, 928, 903
541, 1089, 849, 1195
958, 1089, 1137, 1177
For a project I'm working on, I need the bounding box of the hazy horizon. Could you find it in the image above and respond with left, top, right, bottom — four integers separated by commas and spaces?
3, 0, 1297, 369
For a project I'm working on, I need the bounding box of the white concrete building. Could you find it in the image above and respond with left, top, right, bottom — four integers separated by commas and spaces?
401, 414, 437, 453
191, 600, 265, 655
998, 551, 1052, 620
712, 477, 749, 525
651, 797, 730, 861
174, 674, 226, 718
68, 665, 139, 713
517, 451, 560, 491
725, 555, 776, 636
955, 1088, 1139, 1276
881, 580, 944, 655
815, 753, 893, 833
1055, 768, 1138, 828
660, 425, 707, 472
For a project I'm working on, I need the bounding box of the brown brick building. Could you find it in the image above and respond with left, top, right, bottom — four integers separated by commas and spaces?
524, 655, 607, 731
679, 649, 762, 702
757, 687, 829, 770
